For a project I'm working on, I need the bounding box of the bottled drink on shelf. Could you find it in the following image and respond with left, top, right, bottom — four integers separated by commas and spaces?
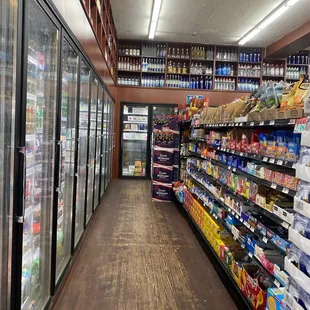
166, 74, 189, 89
238, 79, 259, 92
191, 46, 206, 59
118, 76, 140, 86
239, 48, 261, 63
286, 66, 307, 80
216, 63, 234, 76
287, 51, 309, 64
216, 48, 237, 61
168, 46, 189, 59
262, 63, 284, 76
118, 57, 141, 71
189, 76, 213, 90
205, 47, 214, 60
141, 75, 164, 88
142, 58, 165, 72
214, 78, 235, 91
119, 46, 141, 56
238, 64, 261, 77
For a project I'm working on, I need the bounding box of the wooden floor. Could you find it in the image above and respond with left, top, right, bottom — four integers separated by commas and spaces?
53, 180, 237, 310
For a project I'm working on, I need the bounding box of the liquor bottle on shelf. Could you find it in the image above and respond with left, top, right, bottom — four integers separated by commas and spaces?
118, 76, 140, 86
239, 48, 261, 63
166, 74, 189, 89
287, 51, 309, 64
216, 48, 237, 61
141, 75, 164, 88
238, 78, 259, 92
238, 64, 261, 77
214, 78, 235, 91
205, 47, 214, 60
216, 63, 234, 76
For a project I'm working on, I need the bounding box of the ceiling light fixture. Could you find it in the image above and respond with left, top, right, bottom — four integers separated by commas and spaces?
148, 0, 163, 39
238, 0, 301, 45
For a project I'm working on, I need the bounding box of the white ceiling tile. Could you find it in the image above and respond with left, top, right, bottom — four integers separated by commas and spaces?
111, 0, 310, 47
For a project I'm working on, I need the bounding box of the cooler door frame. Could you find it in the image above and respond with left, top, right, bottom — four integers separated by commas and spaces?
11, 0, 62, 309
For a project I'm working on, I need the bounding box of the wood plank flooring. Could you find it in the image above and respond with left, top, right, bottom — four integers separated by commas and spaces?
52, 180, 237, 310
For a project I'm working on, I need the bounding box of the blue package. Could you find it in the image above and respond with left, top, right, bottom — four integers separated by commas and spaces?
288, 244, 310, 278
294, 213, 310, 240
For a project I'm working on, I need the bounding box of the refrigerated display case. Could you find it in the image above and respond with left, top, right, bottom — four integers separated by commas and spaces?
120, 104, 149, 177
0, 0, 17, 309
94, 85, 103, 208
86, 77, 98, 223
107, 97, 115, 185
21, 1, 59, 308
55, 39, 78, 284
75, 60, 90, 246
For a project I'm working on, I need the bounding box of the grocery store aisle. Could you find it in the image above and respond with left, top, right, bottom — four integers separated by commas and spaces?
53, 180, 237, 310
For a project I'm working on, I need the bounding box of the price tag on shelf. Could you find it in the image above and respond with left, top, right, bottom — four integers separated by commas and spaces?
233, 236, 237, 241
245, 222, 250, 228
231, 150, 234, 154
232, 211, 235, 215
270, 120, 275, 125
239, 123, 242, 126
215, 214, 218, 219
233, 168, 236, 172
240, 152, 243, 156
259, 121, 264, 126
228, 166, 231, 170
289, 119, 296, 125
249, 252, 253, 258
240, 218, 244, 223
235, 214, 239, 219
250, 122, 254, 126
274, 280, 281, 288
263, 237, 268, 244
269, 158, 275, 163
277, 160, 283, 165
271, 183, 277, 189
250, 226, 255, 232
263, 157, 268, 162
217, 147, 220, 150
228, 207, 232, 212
292, 163, 297, 169
282, 188, 289, 194
241, 244, 245, 249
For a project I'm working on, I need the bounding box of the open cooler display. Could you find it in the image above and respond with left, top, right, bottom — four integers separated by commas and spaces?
55, 39, 78, 283
22, 1, 59, 308
121, 104, 148, 177
74, 60, 90, 247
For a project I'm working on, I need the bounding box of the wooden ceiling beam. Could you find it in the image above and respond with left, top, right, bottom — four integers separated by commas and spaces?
266, 20, 310, 58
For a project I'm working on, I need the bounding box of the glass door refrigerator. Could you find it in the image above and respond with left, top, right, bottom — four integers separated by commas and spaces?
19, 0, 59, 308
120, 103, 149, 178
0, 0, 17, 309
54, 37, 79, 286
94, 84, 103, 209
100, 90, 108, 196
108, 98, 115, 184
104, 97, 110, 189
85, 77, 98, 224
74, 60, 90, 247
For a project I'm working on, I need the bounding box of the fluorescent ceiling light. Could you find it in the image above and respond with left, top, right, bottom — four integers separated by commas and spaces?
239, 0, 300, 45
148, 0, 163, 39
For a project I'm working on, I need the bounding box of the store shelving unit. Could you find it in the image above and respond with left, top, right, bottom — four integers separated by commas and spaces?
117, 40, 310, 90
80, 0, 117, 81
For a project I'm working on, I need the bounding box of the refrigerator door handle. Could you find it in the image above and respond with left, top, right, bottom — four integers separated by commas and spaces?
56, 140, 63, 194
16, 146, 26, 223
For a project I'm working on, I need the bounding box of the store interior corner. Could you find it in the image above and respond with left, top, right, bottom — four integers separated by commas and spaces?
1, 0, 310, 309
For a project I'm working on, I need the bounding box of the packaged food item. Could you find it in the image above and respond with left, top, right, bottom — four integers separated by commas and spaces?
293, 212, 310, 240
286, 278, 310, 310
287, 244, 310, 278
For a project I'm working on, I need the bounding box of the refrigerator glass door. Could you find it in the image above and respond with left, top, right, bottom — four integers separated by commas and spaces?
86, 77, 97, 223
100, 90, 108, 196
55, 39, 78, 283
75, 61, 90, 246
121, 104, 148, 177
0, 1, 17, 308
22, 1, 59, 308
104, 99, 110, 188
108, 99, 114, 183
94, 84, 103, 208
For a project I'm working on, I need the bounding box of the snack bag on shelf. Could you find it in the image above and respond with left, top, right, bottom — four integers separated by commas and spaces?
293, 80, 310, 109
280, 78, 303, 110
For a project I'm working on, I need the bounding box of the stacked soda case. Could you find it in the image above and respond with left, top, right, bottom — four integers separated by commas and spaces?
152, 116, 180, 201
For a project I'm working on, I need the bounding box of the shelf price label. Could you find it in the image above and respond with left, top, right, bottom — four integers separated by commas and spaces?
282, 188, 289, 194
269, 158, 275, 163
271, 183, 277, 189
277, 160, 283, 165
274, 279, 281, 288
250, 122, 254, 126
250, 226, 255, 232
241, 244, 245, 249
259, 121, 264, 126
263, 157, 268, 162
248, 252, 253, 258
263, 237, 268, 244
270, 120, 275, 125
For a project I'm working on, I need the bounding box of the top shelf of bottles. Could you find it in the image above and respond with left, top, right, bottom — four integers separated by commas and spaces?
117, 40, 310, 91
81, 0, 117, 81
